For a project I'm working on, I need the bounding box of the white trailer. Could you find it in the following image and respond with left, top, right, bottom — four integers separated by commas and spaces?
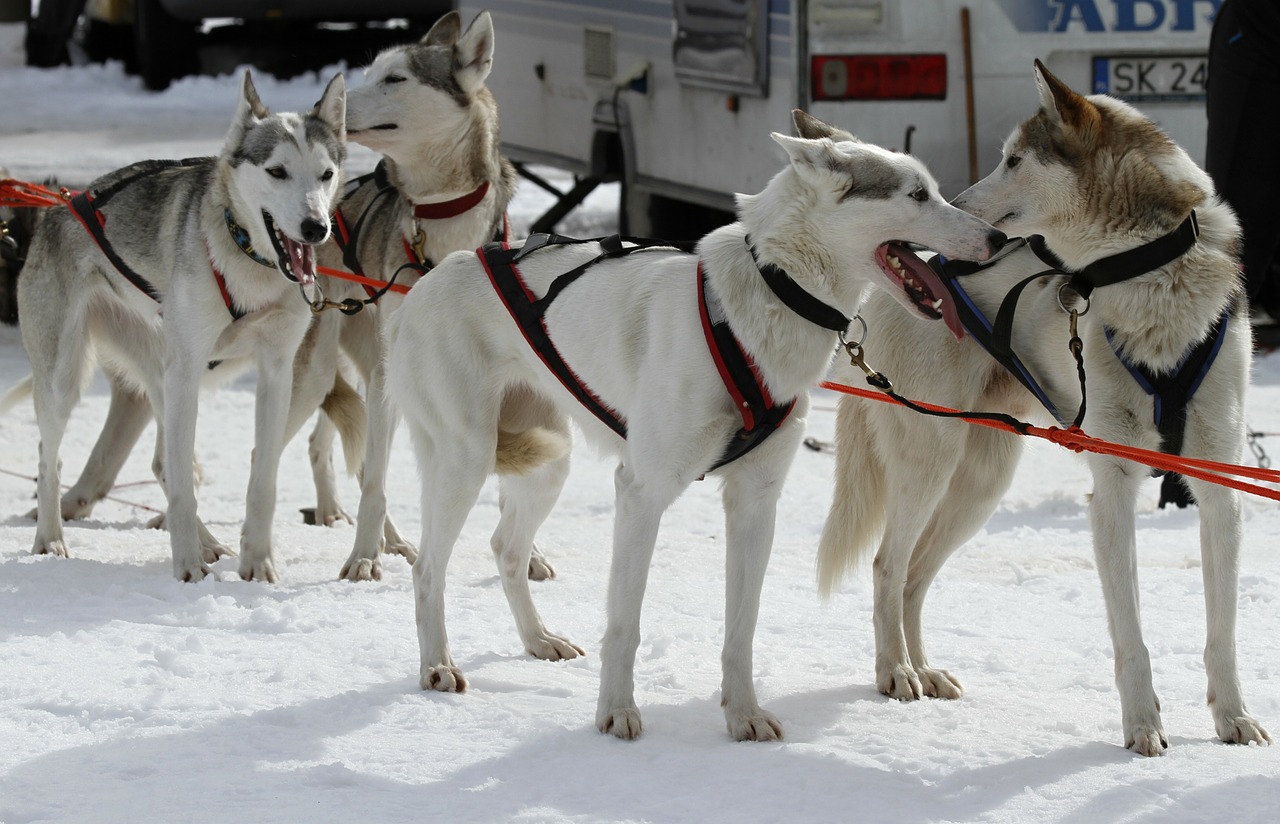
465, 0, 1220, 236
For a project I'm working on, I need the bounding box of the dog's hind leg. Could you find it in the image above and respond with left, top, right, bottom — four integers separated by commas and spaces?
58, 373, 152, 520
901, 426, 1023, 699
491, 445, 582, 661
25, 335, 86, 558
1088, 456, 1166, 755
1183, 475, 1271, 746
871, 416, 969, 702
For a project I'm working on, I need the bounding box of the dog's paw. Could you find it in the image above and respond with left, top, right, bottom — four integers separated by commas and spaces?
201, 539, 235, 565
917, 667, 964, 699
314, 500, 353, 527
597, 707, 643, 740
526, 632, 584, 661
878, 664, 923, 701
238, 557, 278, 584
339, 555, 381, 582
59, 495, 96, 521
1216, 714, 1271, 746
174, 559, 213, 582
421, 665, 467, 693
24, 505, 37, 521
146, 512, 166, 530
31, 538, 70, 558
527, 547, 556, 581
381, 538, 417, 564
1125, 725, 1169, 757
726, 707, 784, 742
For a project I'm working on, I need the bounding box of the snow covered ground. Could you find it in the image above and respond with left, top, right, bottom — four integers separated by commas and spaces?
1, 21, 1278, 824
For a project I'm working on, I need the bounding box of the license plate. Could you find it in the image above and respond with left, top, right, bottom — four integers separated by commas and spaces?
1092, 55, 1207, 102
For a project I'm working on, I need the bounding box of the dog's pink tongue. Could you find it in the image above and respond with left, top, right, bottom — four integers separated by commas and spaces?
941, 298, 964, 342
286, 237, 316, 286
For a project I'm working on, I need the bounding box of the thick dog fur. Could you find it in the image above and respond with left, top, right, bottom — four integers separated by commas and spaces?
818, 60, 1270, 755
386, 112, 1004, 740
18, 71, 347, 582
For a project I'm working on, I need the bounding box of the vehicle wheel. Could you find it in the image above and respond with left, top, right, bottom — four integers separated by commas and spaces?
134, 0, 198, 91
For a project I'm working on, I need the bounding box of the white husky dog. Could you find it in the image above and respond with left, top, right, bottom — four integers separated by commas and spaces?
818, 60, 1270, 755
386, 111, 1005, 740
18, 71, 346, 582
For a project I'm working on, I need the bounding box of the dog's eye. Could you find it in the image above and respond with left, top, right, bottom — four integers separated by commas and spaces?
1006, 155, 1022, 170
266, 166, 288, 180
909, 186, 929, 202
384, 75, 406, 84
320, 169, 335, 182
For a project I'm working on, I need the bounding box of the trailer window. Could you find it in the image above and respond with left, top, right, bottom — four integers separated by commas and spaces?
673, 0, 769, 96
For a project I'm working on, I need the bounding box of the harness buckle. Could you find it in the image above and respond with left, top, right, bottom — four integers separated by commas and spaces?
1057, 281, 1090, 316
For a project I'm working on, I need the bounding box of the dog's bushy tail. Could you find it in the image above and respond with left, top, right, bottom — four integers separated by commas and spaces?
496, 428, 570, 475
817, 397, 886, 598
320, 372, 367, 475
0, 374, 33, 414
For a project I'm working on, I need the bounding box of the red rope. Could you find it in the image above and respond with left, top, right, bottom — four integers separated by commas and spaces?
316, 264, 411, 295
0, 179, 70, 209
819, 379, 1280, 502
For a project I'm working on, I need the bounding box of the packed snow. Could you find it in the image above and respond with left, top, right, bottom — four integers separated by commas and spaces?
1, 21, 1278, 824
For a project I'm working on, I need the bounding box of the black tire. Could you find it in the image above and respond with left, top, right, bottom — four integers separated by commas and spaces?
134, 0, 198, 91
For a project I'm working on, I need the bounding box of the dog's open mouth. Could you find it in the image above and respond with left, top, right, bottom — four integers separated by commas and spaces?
875, 242, 964, 341
263, 211, 317, 287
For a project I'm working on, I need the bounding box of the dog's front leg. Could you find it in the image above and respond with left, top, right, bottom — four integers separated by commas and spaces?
596, 462, 669, 740
340, 360, 405, 581
1187, 478, 1271, 746
1088, 456, 1165, 755
162, 348, 211, 582
238, 345, 296, 583
720, 462, 786, 742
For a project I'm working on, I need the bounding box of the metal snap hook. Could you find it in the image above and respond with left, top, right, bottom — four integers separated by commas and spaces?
1057, 282, 1090, 317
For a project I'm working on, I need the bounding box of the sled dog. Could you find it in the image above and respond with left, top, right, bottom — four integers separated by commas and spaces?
386, 111, 1005, 740
19, 70, 347, 582
817, 60, 1270, 755
12, 12, 529, 583
308, 9, 521, 582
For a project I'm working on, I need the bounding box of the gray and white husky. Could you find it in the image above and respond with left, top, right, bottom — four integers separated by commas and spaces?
18, 70, 346, 583
386, 111, 1004, 740
818, 61, 1270, 755
13, 12, 524, 584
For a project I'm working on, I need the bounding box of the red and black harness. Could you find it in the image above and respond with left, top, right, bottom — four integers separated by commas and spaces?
476, 233, 848, 474
66, 157, 255, 321
329, 160, 509, 312
930, 212, 1227, 507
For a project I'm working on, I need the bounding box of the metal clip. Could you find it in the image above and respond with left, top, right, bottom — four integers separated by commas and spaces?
839, 326, 893, 393
411, 226, 427, 263
310, 297, 365, 316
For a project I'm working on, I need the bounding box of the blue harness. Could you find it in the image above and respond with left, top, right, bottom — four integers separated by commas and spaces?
932, 213, 1229, 508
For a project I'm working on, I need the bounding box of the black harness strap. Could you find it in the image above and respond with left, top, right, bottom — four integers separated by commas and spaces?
67, 157, 246, 321
479, 233, 794, 473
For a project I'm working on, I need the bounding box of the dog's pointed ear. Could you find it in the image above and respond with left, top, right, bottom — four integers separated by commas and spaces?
455, 11, 495, 93
772, 132, 835, 174
792, 109, 858, 143
225, 69, 269, 150
238, 69, 270, 122
312, 73, 347, 143
423, 10, 462, 46
1033, 58, 1100, 138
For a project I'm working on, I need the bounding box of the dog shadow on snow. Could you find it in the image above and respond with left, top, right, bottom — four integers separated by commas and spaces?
3, 678, 1273, 823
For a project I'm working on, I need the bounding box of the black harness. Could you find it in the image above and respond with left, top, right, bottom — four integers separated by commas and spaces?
477, 233, 819, 474
66, 157, 251, 321
933, 211, 1228, 507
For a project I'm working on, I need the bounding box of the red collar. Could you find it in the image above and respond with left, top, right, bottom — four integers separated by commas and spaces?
412, 181, 490, 220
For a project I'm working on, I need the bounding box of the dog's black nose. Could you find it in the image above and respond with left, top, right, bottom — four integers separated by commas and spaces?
988, 229, 1008, 250
300, 217, 328, 244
